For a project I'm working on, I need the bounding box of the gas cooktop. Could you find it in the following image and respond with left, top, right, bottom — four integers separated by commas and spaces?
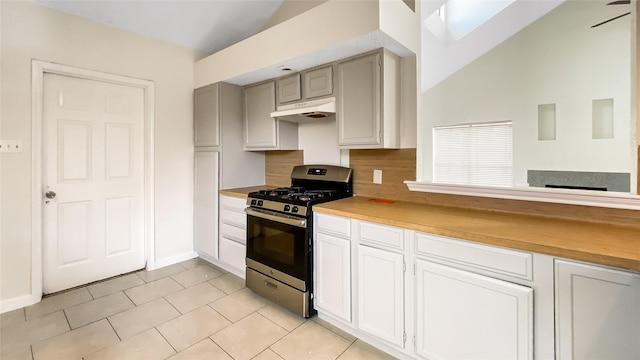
246, 165, 353, 217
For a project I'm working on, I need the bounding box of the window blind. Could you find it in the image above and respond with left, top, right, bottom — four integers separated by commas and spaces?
433, 121, 513, 187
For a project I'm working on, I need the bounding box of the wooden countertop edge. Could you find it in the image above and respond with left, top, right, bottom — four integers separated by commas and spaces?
219, 185, 277, 198
314, 199, 640, 273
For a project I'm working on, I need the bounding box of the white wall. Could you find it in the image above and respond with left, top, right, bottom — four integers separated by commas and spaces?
0, 1, 207, 308
422, 0, 633, 187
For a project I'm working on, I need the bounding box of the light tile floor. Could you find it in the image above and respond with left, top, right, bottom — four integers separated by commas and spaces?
0, 258, 397, 360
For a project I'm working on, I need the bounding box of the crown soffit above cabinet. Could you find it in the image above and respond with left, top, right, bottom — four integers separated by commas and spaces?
194, 0, 420, 88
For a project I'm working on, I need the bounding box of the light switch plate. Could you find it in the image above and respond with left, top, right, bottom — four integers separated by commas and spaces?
373, 169, 383, 184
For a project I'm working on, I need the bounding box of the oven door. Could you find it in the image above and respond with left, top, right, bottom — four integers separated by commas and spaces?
245, 208, 310, 286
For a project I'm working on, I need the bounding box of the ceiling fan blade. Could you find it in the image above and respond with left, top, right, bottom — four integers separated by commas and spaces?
607, 0, 630, 5
591, 12, 631, 28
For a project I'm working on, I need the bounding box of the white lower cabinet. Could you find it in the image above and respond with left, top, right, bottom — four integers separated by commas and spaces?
555, 260, 640, 360
217, 194, 247, 277
315, 232, 351, 322
313, 213, 639, 360
357, 244, 405, 348
415, 259, 533, 360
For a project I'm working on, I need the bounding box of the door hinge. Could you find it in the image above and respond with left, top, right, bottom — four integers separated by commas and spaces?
413, 264, 416, 276
403, 261, 406, 273
413, 336, 417, 351
403, 332, 406, 345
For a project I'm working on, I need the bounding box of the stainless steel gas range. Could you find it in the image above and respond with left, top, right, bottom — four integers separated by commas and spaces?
245, 165, 353, 318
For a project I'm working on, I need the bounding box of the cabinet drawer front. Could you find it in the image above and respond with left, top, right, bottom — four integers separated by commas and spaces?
220, 207, 246, 227
415, 233, 532, 280
358, 221, 404, 250
315, 213, 351, 238
219, 237, 246, 272
220, 195, 247, 210
220, 223, 246, 244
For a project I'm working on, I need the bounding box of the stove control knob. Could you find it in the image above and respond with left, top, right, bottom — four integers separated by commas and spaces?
292, 206, 299, 213
257, 200, 263, 207
284, 205, 291, 212
250, 199, 257, 206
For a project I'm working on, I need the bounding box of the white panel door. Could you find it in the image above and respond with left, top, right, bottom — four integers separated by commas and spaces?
555, 260, 640, 360
357, 244, 404, 348
43, 73, 145, 294
194, 151, 219, 260
415, 259, 533, 360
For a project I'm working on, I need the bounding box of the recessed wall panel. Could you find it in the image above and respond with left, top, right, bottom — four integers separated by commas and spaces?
537, 104, 556, 141
58, 120, 92, 182
592, 98, 614, 139
106, 124, 132, 179
105, 197, 132, 256
57, 201, 91, 266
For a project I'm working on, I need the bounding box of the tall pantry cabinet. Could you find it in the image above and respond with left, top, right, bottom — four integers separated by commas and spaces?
194, 82, 264, 263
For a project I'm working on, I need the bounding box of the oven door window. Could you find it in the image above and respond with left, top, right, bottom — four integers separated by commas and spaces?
246, 214, 308, 281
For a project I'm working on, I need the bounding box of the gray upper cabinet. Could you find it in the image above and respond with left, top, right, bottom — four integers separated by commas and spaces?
277, 66, 334, 106
303, 65, 333, 99
194, 83, 220, 148
277, 74, 301, 104
337, 49, 400, 149
244, 81, 298, 151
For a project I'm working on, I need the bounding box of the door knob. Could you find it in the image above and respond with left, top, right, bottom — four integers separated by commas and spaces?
45, 191, 56, 199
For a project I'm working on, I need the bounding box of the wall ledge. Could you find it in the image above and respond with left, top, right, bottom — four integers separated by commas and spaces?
404, 181, 640, 210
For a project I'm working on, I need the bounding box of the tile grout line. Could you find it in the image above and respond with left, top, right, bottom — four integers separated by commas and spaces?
208, 337, 236, 360
154, 326, 179, 354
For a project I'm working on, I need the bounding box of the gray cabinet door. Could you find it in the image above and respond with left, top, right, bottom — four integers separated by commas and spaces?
304, 66, 333, 99
194, 83, 220, 147
277, 73, 301, 104
337, 52, 381, 146
244, 81, 277, 149
194, 151, 219, 259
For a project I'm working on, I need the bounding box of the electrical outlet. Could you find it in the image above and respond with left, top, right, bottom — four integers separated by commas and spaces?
0, 140, 23, 153
373, 169, 383, 184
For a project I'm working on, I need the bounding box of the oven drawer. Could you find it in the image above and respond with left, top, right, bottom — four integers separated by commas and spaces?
315, 213, 351, 238
415, 232, 533, 280
220, 223, 246, 244
358, 221, 404, 250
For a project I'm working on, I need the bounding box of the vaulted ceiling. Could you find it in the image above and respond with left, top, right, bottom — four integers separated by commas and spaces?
30, 0, 285, 54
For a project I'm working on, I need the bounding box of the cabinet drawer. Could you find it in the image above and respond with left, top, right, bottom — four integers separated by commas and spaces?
315, 213, 351, 238
358, 221, 404, 250
415, 233, 533, 280
219, 237, 246, 272
220, 194, 247, 210
220, 223, 246, 244
220, 207, 246, 227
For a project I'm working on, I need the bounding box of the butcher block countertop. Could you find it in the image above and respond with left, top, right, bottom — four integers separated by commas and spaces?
314, 196, 640, 272
219, 185, 276, 198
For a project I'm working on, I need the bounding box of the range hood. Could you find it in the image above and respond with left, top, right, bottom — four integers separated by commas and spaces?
270, 97, 336, 123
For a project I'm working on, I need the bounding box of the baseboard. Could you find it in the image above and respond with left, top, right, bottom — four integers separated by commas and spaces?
151, 251, 198, 270
0, 293, 40, 314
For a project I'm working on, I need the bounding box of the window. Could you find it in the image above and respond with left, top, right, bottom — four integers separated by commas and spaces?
433, 121, 512, 187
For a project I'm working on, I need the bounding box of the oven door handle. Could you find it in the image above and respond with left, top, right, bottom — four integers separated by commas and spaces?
245, 208, 307, 229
